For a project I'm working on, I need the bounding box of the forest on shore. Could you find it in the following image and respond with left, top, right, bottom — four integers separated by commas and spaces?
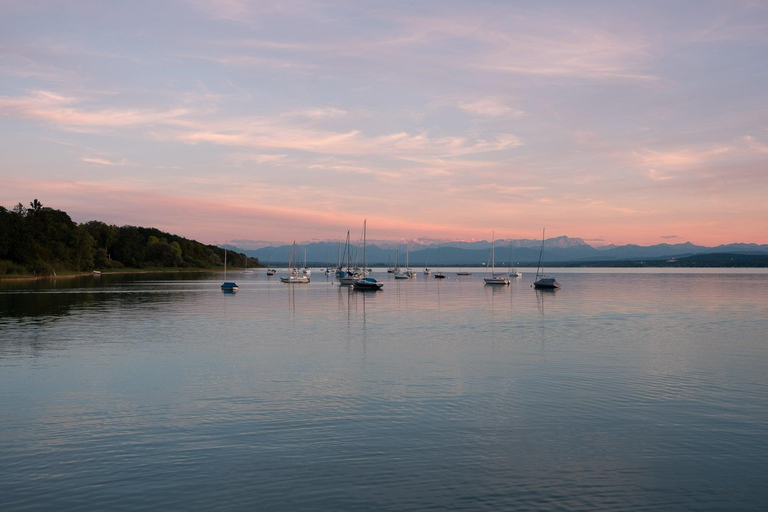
0, 200, 258, 276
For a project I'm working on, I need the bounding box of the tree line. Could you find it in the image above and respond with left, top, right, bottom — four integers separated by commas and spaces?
0, 200, 258, 276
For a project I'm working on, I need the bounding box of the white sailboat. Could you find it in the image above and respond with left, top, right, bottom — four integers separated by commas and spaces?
509, 245, 522, 277
302, 249, 311, 275
533, 228, 560, 289
405, 244, 416, 278
484, 232, 510, 285
352, 219, 383, 290
281, 242, 310, 283
394, 246, 408, 279
241, 254, 254, 274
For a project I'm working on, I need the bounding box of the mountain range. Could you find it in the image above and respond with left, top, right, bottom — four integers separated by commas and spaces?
231, 237, 768, 267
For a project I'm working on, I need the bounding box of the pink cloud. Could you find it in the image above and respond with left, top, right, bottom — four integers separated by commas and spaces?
81, 157, 131, 166
0, 91, 188, 129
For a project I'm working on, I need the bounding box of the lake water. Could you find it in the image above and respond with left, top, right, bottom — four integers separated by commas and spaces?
2, 269, 768, 511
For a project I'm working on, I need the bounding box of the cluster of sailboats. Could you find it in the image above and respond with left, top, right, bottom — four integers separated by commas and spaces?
224, 226, 560, 292
478, 231, 557, 288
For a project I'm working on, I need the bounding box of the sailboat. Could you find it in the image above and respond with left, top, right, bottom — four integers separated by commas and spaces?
509, 245, 522, 278
302, 249, 311, 275
281, 242, 310, 283
423, 253, 431, 275
484, 232, 510, 285
337, 231, 360, 285
533, 228, 560, 289
221, 243, 239, 292
241, 254, 254, 274
456, 255, 471, 275
387, 251, 395, 273
405, 244, 416, 278
353, 219, 383, 290
434, 243, 445, 278
395, 244, 415, 278
266, 254, 276, 276
394, 247, 408, 279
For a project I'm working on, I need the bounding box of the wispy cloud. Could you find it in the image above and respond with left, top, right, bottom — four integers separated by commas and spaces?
227, 153, 288, 165
82, 156, 131, 166
456, 97, 522, 117
0, 90, 188, 130
173, 116, 522, 159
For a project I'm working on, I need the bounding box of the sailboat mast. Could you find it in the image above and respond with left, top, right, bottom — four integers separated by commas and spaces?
536, 228, 545, 280
346, 231, 351, 270
491, 231, 495, 274
224, 242, 227, 280
363, 219, 367, 271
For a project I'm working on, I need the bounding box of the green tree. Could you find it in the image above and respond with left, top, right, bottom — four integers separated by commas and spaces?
72, 225, 95, 270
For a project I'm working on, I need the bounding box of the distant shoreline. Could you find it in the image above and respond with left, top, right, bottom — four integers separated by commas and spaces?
0, 267, 246, 282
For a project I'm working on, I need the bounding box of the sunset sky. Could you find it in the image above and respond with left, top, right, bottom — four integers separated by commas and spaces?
1, 0, 767, 247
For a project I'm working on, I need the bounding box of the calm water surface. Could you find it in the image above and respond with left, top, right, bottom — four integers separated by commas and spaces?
2, 269, 768, 511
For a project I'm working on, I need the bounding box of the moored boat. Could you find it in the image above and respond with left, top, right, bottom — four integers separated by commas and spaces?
281, 242, 311, 284
533, 228, 560, 289
484, 232, 510, 285
352, 220, 382, 291
221, 242, 239, 292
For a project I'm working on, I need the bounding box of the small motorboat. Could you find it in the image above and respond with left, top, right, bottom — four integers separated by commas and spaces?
353, 277, 383, 290
221, 282, 239, 292
280, 275, 310, 284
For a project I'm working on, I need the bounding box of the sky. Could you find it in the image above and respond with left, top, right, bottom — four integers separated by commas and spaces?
1, 0, 767, 248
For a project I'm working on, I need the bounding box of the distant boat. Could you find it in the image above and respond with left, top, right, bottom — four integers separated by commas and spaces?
509, 246, 522, 278
405, 244, 416, 278
353, 220, 383, 291
242, 255, 254, 274
533, 228, 560, 289
265, 255, 276, 275
393, 246, 408, 279
302, 249, 311, 275
456, 255, 470, 275
92, 270, 102, 275
221, 242, 238, 292
434, 243, 445, 278
484, 232, 510, 285
281, 242, 310, 284
337, 231, 360, 285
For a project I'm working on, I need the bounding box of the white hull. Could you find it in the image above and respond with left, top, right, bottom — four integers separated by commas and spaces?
280, 275, 310, 284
